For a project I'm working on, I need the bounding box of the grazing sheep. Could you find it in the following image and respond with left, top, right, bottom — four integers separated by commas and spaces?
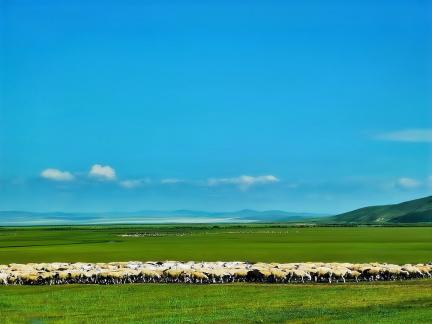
164, 269, 183, 283
0, 272, 8, 285
247, 268, 272, 282
140, 269, 161, 282
401, 265, 423, 278
0, 261, 430, 285
191, 271, 208, 283
231, 269, 249, 282
362, 267, 381, 281
211, 269, 231, 283
290, 269, 312, 283
270, 268, 287, 283
347, 270, 361, 282
55, 271, 71, 284
416, 265, 432, 278
127, 262, 143, 270
316, 267, 332, 283
331, 268, 349, 283
20, 272, 41, 285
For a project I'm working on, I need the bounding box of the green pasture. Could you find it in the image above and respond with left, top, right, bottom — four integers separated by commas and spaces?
0, 281, 431, 323
0, 225, 430, 264
0, 225, 431, 323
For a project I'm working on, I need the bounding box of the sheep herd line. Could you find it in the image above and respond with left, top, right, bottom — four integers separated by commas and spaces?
0, 261, 431, 285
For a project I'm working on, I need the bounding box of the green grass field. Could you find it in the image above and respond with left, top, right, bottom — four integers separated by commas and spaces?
1, 281, 431, 323
0, 225, 431, 323
0, 225, 430, 264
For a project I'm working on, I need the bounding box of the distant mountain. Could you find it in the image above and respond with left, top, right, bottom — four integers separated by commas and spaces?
0, 209, 325, 226
218, 209, 324, 221
326, 195, 432, 224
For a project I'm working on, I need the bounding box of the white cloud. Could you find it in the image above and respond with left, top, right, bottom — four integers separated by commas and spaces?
376, 129, 432, 142
427, 176, 432, 188
41, 168, 75, 181
89, 164, 116, 181
119, 178, 150, 189
161, 178, 183, 184
208, 175, 279, 190
396, 177, 422, 189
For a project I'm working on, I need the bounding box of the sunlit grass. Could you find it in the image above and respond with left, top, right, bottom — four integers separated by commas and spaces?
1, 225, 430, 322
0, 225, 430, 264
0, 281, 431, 323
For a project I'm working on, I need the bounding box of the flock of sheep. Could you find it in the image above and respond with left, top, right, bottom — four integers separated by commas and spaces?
0, 261, 431, 285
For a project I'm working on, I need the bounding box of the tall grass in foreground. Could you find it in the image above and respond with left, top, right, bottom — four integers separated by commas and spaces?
0, 281, 431, 323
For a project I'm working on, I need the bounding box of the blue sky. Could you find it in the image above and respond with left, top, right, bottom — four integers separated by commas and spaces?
0, 0, 431, 213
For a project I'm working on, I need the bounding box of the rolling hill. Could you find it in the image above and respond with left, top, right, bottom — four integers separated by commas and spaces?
327, 195, 432, 224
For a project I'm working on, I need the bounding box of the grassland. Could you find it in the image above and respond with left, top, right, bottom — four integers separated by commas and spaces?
0, 225, 431, 323
1, 281, 431, 323
0, 225, 430, 264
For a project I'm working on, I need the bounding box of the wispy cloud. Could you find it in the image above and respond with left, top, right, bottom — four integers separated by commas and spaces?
375, 129, 432, 143
89, 164, 116, 181
41, 168, 75, 181
208, 175, 279, 190
119, 178, 150, 189
396, 177, 422, 189
161, 178, 183, 184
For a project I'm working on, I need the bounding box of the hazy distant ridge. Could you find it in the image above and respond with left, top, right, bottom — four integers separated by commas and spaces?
0, 210, 325, 226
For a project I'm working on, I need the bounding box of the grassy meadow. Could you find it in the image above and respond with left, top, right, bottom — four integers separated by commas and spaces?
0, 225, 431, 323
0, 225, 430, 264
1, 281, 431, 323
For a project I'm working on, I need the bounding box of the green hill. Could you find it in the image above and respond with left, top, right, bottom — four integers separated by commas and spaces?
327, 195, 432, 224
